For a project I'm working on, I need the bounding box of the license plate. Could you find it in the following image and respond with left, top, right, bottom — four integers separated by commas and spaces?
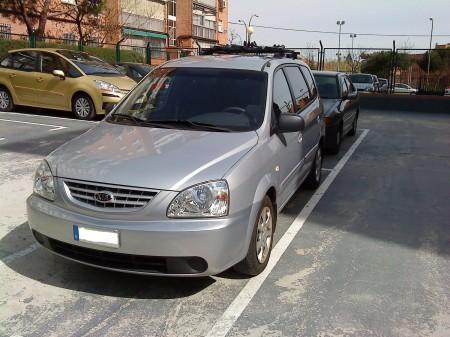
73, 225, 120, 248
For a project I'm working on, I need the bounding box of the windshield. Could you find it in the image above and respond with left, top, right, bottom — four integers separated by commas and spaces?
349, 74, 373, 84
57, 50, 122, 76
313, 75, 339, 99
109, 67, 268, 132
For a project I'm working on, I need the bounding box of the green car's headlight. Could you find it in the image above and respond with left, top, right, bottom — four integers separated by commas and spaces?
167, 180, 229, 218
33, 160, 55, 201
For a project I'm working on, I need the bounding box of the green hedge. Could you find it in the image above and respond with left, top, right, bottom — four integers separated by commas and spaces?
0, 39, 144, 64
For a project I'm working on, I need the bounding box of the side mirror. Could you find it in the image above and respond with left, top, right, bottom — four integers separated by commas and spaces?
52, 69, 65, 80
278, 113, 305, 133
346, 91, 357, 99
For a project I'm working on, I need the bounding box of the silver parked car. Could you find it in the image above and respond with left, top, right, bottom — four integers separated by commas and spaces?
394, 83, 417, 94
348, 73, 375, 92
27, 50, 324, 277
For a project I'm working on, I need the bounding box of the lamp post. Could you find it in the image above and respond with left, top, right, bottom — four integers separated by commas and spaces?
239, 14, 259, 45
350, 33, 357, 73
427, 17, 434, 88
336, 20, 345, 71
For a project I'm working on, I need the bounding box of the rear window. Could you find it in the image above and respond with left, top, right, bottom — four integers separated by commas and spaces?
313, 75, 340, 99
349, 74, 373, 84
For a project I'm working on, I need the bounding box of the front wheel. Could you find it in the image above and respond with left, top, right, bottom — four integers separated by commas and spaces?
348, 114, 358, 136
0, 87, 14, 112
234, 196, 275, 276
303, 146, 322, 190
72, 94, 96, 120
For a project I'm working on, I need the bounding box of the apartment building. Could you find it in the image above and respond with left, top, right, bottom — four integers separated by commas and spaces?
172, 0, 228, 49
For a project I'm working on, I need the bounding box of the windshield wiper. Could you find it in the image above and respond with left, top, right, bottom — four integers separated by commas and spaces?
147, 120, 233, 132
108, 113, 145, 125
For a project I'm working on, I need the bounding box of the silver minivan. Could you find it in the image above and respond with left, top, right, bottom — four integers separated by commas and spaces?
28, 50, 324, 276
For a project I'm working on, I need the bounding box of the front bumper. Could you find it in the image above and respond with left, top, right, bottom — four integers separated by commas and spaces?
27, 195, 251, 276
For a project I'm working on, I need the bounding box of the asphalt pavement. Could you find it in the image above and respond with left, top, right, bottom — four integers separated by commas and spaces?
0, 108, 449, 337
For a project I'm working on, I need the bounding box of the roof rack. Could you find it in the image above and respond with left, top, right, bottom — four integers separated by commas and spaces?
200, 43, 299, 60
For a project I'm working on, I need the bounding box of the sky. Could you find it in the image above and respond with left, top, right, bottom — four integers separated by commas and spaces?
228, 0, 450, 50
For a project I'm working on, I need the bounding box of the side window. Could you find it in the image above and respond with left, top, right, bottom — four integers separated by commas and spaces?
341, 77, 349, 97
345, 77, 355, 93
41, 52, 81, 78
0, 54, 13, 68
300, 66, 318, 98
41, 52, 59, 74
273, 70, 294, 114
283, 66, 311, 111
11, 51, 38, 71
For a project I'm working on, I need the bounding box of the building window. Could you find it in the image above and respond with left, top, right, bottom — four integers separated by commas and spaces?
0, 24, 12, 40
63, 32, 76, 45
193, 14, 216, 40
168, 0, 176, 17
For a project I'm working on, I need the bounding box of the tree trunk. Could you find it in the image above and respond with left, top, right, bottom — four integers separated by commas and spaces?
17, 0, 34, 35
36, 0, 51, 39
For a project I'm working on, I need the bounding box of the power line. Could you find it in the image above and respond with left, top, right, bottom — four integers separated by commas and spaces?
228, 21, 450, 37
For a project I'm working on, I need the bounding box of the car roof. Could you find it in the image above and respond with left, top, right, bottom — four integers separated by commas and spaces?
161, 55, 308, 71
312, 70, 343, 77
9, 48, 74, 53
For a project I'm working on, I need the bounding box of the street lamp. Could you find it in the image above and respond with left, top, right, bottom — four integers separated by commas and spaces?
427, 17, 434, 87
336, 20, 345, 71
239, 14, 259, 45
350, 33, 357, 73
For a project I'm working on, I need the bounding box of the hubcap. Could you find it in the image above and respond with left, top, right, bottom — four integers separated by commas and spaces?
256, 206, 273, 264
75, 98, 90, 118
0, 91, 10, 110
315, 148, 322, 182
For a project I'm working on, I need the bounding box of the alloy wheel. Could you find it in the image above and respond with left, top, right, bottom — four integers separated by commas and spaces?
75, 97, 91, 118
256, 206, 273, 264
0, 91, 10, 110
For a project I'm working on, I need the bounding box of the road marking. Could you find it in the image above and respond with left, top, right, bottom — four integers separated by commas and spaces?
206, 129, 369, 337
0, 118, 67, 131
0, 111, 99, 124
2, 243, 39, 264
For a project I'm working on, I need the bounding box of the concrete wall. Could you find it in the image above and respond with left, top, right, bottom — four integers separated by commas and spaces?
360, 94, 450, 114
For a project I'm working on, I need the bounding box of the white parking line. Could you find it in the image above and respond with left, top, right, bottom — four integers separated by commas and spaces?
2, 243, 39, 264
206, 129, 369, 337
0, 111, 99, 124
0, 118, 67, 131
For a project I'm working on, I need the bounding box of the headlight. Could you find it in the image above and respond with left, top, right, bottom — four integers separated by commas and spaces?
94, 80, 119, 94
33, 160, 55, 201
167, 180, 229, 218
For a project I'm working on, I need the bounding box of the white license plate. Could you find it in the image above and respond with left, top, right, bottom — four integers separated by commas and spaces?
73, 225, 120, 248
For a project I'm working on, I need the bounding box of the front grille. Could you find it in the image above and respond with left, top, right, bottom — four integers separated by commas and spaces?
33, 230, 208, 274
63, 179, 158, 210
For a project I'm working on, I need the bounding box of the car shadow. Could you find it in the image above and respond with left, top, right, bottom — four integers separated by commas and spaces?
1, 222, 216, 300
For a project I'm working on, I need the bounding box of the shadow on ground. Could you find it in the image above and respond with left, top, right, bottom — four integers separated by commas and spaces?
1, 222, 215, 299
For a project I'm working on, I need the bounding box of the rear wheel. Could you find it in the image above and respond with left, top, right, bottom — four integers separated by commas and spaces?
72, 94, 96, 120
303, 146, 322, 189
0, 87, 14, 112
234, 196, 274, 276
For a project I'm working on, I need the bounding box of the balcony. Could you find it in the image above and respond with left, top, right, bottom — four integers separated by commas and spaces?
192, 25, 217, 41
121, 12, 165, 33
194, 0, 216, 9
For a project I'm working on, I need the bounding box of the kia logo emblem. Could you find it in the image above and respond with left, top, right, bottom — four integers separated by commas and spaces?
94, 191, 115, 203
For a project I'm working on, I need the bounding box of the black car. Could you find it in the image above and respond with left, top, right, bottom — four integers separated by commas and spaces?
313, 71, 360, 154
115, 62, 154, 82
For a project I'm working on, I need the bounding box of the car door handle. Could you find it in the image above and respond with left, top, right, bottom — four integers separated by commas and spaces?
9, 73, 16, 78
36, 77, 44, 83
298, 133, 303, 143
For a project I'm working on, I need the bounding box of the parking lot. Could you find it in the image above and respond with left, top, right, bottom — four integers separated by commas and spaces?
0, 106, 449, 337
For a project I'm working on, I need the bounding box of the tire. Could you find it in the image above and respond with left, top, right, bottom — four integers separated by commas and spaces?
72, 94, 96, 120
0, 86, 14, 112
303, 145, 323, 190
328, 126, 342, 155
233, 196, 275, 276
348, 113, 358, 136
